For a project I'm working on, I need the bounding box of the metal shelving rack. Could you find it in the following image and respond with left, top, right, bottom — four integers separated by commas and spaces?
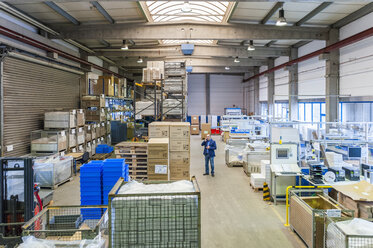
162, 62, 187, 121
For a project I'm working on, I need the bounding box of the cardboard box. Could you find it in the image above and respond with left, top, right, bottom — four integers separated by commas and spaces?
191, 115, 199, 125
170, 151, 190, 166
170, 139, 190, 152
81, 95, 105, 108
148, 158, 169, 180
201, 123, 211, 139
149, 122, 170, 138
191, 125, 199, 135
169, 123, 190, 139
76, 109, 85, 126
170, 164, 190, 180
148, 138, 169, 159
93, 76, 114, 96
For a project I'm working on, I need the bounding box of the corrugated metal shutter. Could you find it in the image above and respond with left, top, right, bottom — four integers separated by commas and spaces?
187, 74, 206, 115
210, 74, 244, 115
2, 57, 80, 156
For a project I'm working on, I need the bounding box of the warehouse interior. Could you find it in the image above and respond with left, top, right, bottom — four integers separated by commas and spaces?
1, 0, 373, 247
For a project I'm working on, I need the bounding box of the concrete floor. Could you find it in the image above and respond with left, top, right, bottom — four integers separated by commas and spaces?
53, 135, 306, 248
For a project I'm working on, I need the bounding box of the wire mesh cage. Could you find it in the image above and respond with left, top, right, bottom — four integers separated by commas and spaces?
324, 216, 373, 248
289, 189, 354, 248
108, 176, 201, 248
22, 205, 108, 247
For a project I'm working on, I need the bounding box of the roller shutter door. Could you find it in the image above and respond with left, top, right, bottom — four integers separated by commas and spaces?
2, 57, 80, 156
210, 74, 244, 115
187, 74, 206, 115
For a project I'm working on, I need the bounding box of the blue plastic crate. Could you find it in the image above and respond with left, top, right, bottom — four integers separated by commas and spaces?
96, 144, 114, 154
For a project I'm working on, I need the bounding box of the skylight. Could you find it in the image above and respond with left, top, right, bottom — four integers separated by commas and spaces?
163, 40, 214, 45
145, 1, 230, 23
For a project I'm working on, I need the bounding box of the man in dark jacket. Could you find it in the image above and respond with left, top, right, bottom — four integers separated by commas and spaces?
201, 134, 217, 177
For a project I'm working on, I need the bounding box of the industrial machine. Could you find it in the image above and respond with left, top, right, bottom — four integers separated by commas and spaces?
308, 162, 324, 184
269, 127, 302, 204
328, 167, 346, 182
342, 165, 360, 181
0, 158, 42, 247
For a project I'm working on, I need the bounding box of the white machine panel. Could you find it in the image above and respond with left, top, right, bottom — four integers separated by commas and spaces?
270, 127, 300, 143
270, 143, 298, 165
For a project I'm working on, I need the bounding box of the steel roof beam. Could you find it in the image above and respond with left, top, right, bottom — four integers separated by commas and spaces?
90, 1, 115, 24
332, 3, 373, 28
44, 1, 80, 25
295, 2, 333, 26
261, 2, 284, 25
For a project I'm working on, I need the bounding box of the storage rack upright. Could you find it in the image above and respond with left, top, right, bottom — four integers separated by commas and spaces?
162, 62, 187, 121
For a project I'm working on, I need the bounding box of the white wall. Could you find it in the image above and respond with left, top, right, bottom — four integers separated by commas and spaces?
340, 12, 373, 97
274, 56, 289, 101
298, 40, 326, 100
259, 65, 268, 102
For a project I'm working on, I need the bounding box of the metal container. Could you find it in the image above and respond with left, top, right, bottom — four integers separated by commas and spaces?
289, 189, 354, 248
108, 177, 201, 248
324, 216, 373, 248
31, 130, 68, 155
22, 205, 107, 246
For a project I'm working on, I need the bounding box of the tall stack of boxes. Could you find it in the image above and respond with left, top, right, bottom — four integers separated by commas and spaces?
169, 123, 190, 180
148, 122, 190, 180
147, 138, 169, 180
191, 115, 199, 135
92, 75, 114, 96
201, 123, 211, 140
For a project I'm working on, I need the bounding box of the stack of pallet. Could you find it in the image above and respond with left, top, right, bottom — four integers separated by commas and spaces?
114, 142, 148, 180
148, 121, 190, 180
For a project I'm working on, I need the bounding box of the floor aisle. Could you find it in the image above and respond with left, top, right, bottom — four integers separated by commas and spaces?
190, 135, 305, 248
53, 135, 306, 247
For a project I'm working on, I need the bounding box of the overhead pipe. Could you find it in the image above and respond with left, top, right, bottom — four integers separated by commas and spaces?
0, 26, 125, 78
243, 26, 373, 82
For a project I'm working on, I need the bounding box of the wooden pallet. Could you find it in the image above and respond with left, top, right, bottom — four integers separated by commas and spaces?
226, 161, 244, 168
250, 183, 263, 192
41, 177, 73, 190
91, 152, 113, 160
115, 142, 147, 154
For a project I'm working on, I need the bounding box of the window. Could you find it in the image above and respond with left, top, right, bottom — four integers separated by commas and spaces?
145, 1, 230, 23
162, 40, 214, 45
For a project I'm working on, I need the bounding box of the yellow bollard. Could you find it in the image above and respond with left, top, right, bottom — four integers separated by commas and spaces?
263, 182, 270, 201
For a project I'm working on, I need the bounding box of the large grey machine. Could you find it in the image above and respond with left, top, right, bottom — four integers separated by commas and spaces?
269, 127, 302, 204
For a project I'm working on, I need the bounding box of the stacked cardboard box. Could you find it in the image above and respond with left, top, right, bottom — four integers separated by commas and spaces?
191, 116, 199, 135
147, 138, 169, 180
148, 122, 190, 180
92, 75, 114, 96
201, 123, 211, 140
169, 123, 190, 180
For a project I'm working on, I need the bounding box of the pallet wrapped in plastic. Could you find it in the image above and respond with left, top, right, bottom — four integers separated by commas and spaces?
34, 155, 73, 188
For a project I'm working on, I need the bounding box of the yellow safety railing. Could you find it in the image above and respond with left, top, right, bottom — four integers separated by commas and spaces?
284, 185, 332, 227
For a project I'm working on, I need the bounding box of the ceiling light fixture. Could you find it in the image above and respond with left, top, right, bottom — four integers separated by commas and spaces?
121, 40, 128, 50
247, 40, 255, 51
234, 56, 240, 63
181, 1, 192, 13
225, 66, 230, 70
137, 57, 143, 63
276, 8, 287, 26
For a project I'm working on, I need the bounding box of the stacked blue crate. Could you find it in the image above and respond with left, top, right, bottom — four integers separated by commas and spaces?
102, 158, 129, 204
80, 161, 103, 220
96, 144, 114, 154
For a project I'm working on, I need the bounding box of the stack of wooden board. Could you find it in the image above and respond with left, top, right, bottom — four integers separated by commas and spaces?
115, 142, 148, 180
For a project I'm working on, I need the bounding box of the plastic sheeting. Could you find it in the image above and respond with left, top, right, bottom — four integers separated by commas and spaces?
19, 235, 105, 248
326, 218, 373, 248
118, 180, 195, 194
34, 156, 73, 187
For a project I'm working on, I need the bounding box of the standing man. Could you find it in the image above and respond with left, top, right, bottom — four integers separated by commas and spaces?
201, 134, 217, 177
